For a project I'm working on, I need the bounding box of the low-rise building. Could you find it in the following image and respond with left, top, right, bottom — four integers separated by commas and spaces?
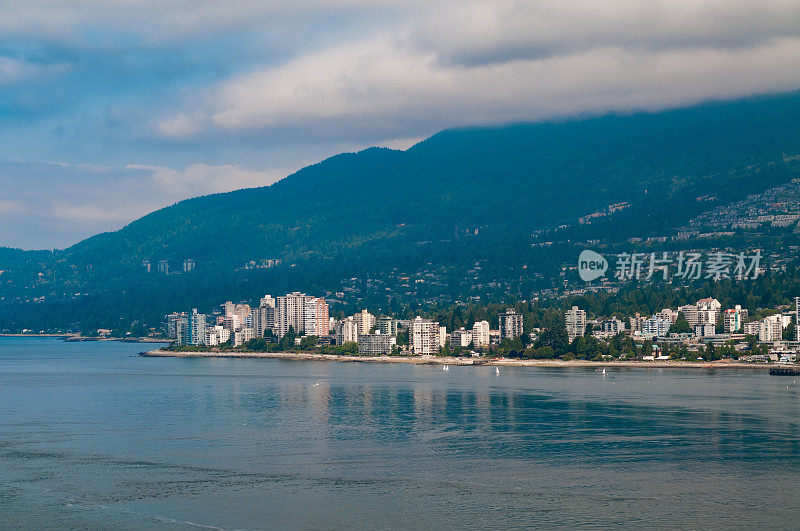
743, 321, 761, 336
358, 332, 396, 356
695, 323, 716, 337
450, 328, 472, 347
601, 318, 626, 334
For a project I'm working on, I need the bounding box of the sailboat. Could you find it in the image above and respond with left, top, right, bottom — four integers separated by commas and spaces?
496, 367, 500, 375
602, 368, 606, 375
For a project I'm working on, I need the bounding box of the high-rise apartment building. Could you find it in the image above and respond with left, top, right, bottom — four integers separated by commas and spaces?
723, 305, 748, 333
275, 292, 306, 336
353, 310, 375, 336
697, 298, 721, 326
303, 297, 330, 337
377, 316, 399, 336
410, 317, 441, 355
187, 308, 206, 346
498, 309, 523, 339
335, 316, 359, 344
564, 306, 587, 342
471, 320, 490, 346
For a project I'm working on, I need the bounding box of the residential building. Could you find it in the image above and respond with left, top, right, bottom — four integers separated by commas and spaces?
601, 318, 626, 334
354, 310, 375, 336
187, 309, 206, 346
743, 321, 761, 336
303, 297, 330, 337
565, 306, 587, 342
335, 316, 359, 345
471, 320, 490, 347
233, 327, 255, 347
260, 295, 275, 309
697, 298, 722, 326
723, 305, 748, 333
643, 317, 670, 338
695, 323, 716, 338
251, 305, 275, 336
377, 316, 399, 336
275, 292, 308, 337
678, 304, 699, 327
358, 332, 396, 356
499, 309, 524, 339
182, 258, 195, 272
450, 328, 472, 348
629, 313, 646, 333
410, 317, 441, 355
758, 314, 792, 342
205, 325, 230, 346
165, 312, 186, 339
157, 260, 169, 274
654, 308, 679, 324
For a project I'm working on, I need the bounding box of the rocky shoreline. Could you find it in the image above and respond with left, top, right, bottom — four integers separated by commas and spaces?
141, 349, 771, 369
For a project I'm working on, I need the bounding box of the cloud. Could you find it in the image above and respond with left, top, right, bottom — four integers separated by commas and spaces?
161, 32, 800, 142
128, 163, 282, 195
0, 160, 283, 249
0, 56, 67, 85
413, 0, 800, 66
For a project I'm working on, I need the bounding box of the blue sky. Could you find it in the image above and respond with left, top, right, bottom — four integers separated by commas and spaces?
2, 0, 800, 249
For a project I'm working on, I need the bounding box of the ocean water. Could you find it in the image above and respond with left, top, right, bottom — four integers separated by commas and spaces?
1, 338, 799, 529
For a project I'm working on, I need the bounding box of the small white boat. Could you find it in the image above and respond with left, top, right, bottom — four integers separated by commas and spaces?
602, 368, 606, 375
496, 367, 500, 375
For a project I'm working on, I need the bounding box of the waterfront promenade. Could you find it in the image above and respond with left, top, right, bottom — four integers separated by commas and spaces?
142, 349, 770, 369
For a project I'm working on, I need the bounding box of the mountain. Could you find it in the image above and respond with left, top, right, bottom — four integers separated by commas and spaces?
3, 92, 800, 332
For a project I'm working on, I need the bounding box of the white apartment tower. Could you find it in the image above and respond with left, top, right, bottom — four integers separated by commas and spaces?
336, 317, 359, 344
565, 306, 587, 343
354, 310, 375, 336
275, 292, 306, 337
471, 320, 490, 347
410, 317, 441, 355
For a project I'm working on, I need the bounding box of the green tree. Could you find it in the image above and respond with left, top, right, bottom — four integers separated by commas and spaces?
669, 312, 693, 334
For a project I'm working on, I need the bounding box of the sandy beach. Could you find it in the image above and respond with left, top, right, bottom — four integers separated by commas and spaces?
142, 349, 772, 369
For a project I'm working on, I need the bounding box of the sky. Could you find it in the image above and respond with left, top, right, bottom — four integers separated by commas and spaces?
2, 0, 800, 249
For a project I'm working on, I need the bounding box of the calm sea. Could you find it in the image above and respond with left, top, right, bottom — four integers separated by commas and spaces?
1, 337, 799, 529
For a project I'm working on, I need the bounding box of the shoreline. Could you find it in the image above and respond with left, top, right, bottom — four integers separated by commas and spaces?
142, 349, 773, 369
0, 334, 168, 343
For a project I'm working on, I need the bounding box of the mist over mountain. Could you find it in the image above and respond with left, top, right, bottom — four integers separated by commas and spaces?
2, 92, 800, 332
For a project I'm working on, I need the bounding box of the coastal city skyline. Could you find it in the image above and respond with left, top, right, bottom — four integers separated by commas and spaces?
160, 289, 800, 365
4, 2, 800, 528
